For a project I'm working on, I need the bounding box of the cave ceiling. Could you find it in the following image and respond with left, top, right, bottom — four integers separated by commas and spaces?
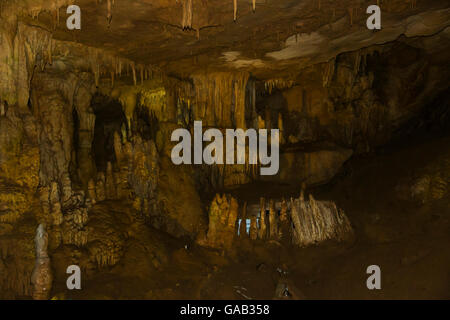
7, 0, 450, 80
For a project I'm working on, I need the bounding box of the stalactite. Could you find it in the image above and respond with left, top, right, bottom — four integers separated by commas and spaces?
278, 113, 284, 144
234, 0, 237, 21
348, 7, 354, 26
269, 199, 277, 239
249, 216, 257, 240
278, 198, 289, 242
265, 78, 294, 93
252, 0, 256, 12
107, 0, 112, 26
257, 115, 265, 129
192, 72, 249, 128
182, 0, 193, 30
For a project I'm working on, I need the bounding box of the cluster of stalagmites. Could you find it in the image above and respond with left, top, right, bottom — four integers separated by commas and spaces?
290, 192, 353, 246
202, 191, 353, 249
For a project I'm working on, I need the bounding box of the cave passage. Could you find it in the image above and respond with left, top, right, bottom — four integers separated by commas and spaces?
91, 95, 127, 173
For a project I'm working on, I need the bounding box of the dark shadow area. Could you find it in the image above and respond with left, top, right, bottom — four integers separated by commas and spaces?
91, 94, 127, 172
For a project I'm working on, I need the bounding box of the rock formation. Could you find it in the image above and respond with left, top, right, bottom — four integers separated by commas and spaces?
201, 194, 239, 249
201, 191, 353, 250
31, 224, 52, 300
290, 192, 353, 246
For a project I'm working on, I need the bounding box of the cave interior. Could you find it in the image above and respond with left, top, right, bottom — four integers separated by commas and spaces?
0, 0, 449, 300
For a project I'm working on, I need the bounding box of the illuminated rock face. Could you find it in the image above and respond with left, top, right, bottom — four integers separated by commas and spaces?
290, 193, 354, 247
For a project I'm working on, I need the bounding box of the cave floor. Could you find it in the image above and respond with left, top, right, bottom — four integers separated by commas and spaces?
49, 134, 450, 300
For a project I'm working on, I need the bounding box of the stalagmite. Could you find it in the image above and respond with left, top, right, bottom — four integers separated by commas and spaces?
131, 63, 137, 86
31, 224, 52, 300
290, 191, 353, 247
182, 0, 193, 29
249, 216, 257, 240
107, 0, 112, 25
278, 198, 289, 242
269, 199, 277, 239
258, 197, 267, 239
239, 201, 248, 237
